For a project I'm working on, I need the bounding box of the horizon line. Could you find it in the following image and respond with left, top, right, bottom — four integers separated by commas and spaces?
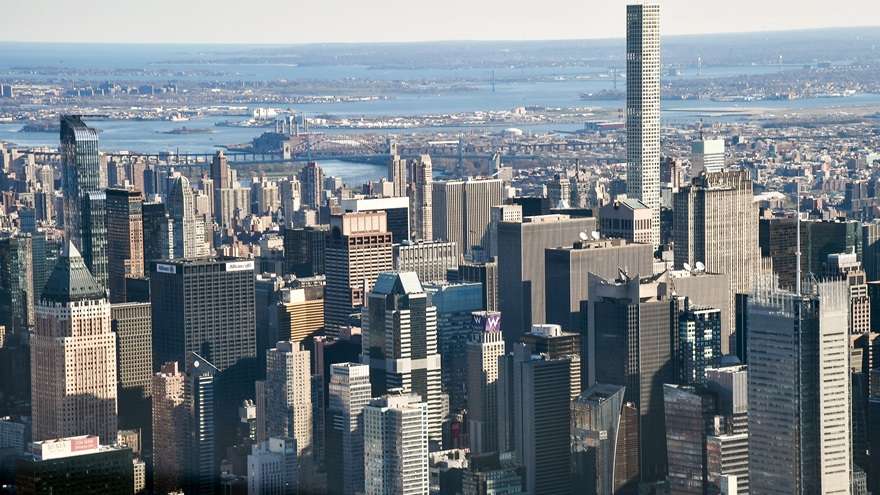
0, 24, 878, 47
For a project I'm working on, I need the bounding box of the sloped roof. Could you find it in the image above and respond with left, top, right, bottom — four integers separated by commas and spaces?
371, 271, 424, 296
40, 241, 105, 303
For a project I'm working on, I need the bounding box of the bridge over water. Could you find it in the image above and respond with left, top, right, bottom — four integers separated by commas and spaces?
25, 134, 625, 172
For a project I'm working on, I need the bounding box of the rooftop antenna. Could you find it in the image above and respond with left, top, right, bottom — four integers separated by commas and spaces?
698, 118, 704, 141
579, 232, 589, 242
591, 231, 600, 241
796, 180, 801, 295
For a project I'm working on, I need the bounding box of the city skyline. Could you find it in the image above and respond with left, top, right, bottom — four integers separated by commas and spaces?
0, 0, 877, 45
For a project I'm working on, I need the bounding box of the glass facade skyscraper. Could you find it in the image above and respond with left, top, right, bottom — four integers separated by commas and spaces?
60, 115, 102, 252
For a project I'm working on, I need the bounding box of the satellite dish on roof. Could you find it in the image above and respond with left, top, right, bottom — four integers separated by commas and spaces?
579, 232, 589, 241
591, 231, 601, 240
695, 261, 705, 272
683, 262, 692, 272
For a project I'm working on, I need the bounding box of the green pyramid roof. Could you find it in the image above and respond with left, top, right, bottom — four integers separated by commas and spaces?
41, 241, 105, 303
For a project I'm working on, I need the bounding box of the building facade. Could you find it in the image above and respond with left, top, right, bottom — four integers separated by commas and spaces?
31, 243, 117, 443
748, 282, 851, 493
363, 393, 430, 495
625, 4, 661, 247
362, 272, 442, 441
327, 362, 372, 495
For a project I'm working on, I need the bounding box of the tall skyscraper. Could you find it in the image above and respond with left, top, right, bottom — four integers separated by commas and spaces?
467, 311, 504, 455
388, 155, 407, 198
585, 271, 677, 482
166, 174, 207, 259
111, 302, 152, 433
150, 257, 257, 450
677, 305, 722, 385
324, 212, 393, 334
674, 170, 761, 354
543, 237, 653, 335
362, 272, 442, 441
209, 151, 234, 227
31, 242, 117, 443
488, 204, 522, 259
258, 341, 313, 491
299, 161, 324, 210
625, 3, 661, 248
663, 384, 717, 494
748, 281, 851, 493
152, 361, 186, 495
424, 281, 484, 412
410, 155, 433, 241
571, 383, 626, 495
824, 252, 871, 334
501, 344, 571, 495
82, 190, 108, 291
0, 232, 33, 333
363, 393, 429, 495
185, 352, 219, 495
327, 362, 372, 495
706, 363, 749, 494
142, 202, 173, 262
105, 188, 144, 303
497, 214, 596, 344
60, 115, 101, 251
520, 324, 581, 399
432, 178, 503, 256
210, 150, 232, 192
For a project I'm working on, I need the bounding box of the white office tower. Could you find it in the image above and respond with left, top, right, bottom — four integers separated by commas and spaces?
259, 341, 313, 492
748, 281, 851, 494
327, 363, 372, 495
410, 155, 433, 241
625, 3, 661, 248
364, 393, 430, 495
362, 272, 442, 442
467, 312, 505, 455
691, 138, 725, 175
247, 436, 297, 495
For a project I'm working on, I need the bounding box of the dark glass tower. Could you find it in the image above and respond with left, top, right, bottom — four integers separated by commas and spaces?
60, 115, 101, 252
185, 352, 218, 495
584, 272, 677, 483
150, 257, 257, 456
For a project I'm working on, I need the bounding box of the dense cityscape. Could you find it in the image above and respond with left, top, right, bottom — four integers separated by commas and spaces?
0, 3, 879, 495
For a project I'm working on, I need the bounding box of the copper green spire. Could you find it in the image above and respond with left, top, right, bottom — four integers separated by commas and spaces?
40, 241, 105, 303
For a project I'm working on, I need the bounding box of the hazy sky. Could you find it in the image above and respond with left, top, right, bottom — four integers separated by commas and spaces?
2, 0, 878, 44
